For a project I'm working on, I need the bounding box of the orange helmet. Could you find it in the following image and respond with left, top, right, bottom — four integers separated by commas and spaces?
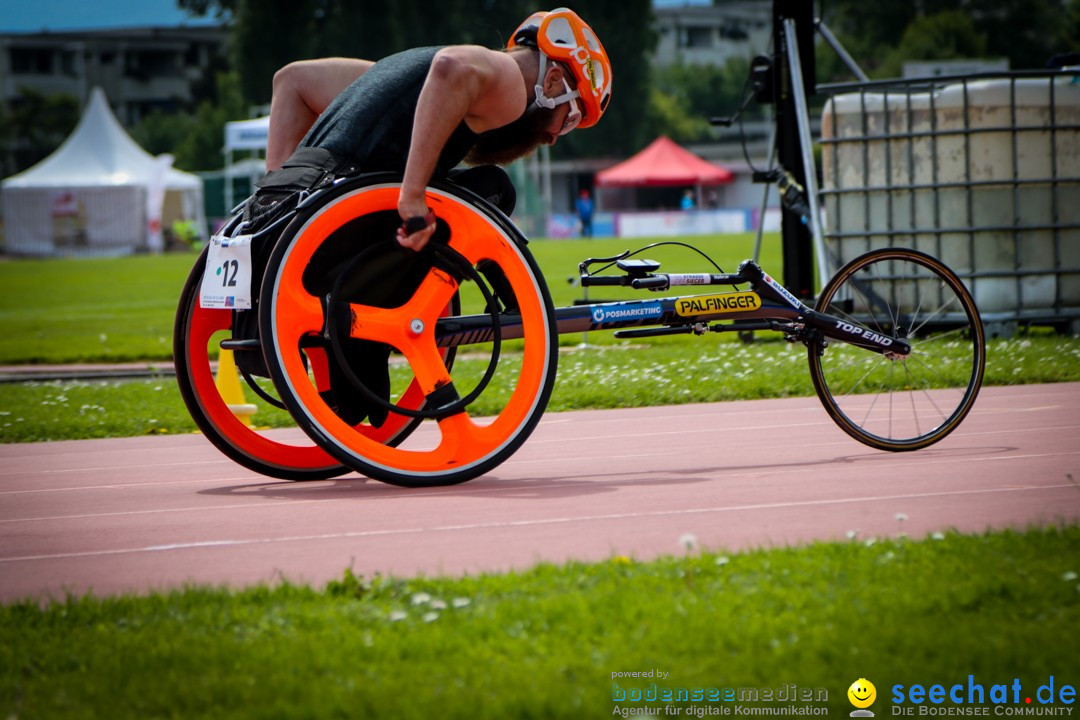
508, 7, 612, 130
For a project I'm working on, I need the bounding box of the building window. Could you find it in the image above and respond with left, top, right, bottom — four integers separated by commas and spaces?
683, 26, 714, 49
719, 22, 750, 41
10, 47, 54, 74
125, 50, 182, 80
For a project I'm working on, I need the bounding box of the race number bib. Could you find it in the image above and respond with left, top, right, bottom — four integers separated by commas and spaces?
199, 233, 254, 310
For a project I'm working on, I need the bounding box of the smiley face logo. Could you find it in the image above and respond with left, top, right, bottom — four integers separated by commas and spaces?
848, 679, 877, 709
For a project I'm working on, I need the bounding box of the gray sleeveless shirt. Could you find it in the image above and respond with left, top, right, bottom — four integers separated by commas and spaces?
300, 46, 479, 178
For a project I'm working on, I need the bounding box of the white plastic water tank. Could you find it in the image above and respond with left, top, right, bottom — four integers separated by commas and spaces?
821, 75, 1080, 318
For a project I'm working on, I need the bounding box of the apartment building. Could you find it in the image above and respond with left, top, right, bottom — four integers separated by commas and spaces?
653, 1, 772, 68
0, 25, 228, 126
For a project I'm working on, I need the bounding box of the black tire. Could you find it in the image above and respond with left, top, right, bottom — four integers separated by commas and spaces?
173, 248, 349, 480
258, 174, 558, 487
808, 247, 985, 451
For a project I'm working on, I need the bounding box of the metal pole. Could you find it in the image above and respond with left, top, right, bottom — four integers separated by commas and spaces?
224, 149, 233, 217
753, 127, 777, 263
815, 20, 869, 83
783, 17, 832, 291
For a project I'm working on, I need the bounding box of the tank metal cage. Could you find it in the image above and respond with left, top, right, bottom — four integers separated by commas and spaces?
817, 70, 1080, 334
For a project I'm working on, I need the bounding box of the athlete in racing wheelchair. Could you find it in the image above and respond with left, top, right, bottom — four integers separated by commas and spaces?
175, 8, 613, 484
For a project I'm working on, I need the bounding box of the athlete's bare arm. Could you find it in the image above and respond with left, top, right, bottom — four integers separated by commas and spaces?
397, 46, 530, 250
266, 58, 375, 170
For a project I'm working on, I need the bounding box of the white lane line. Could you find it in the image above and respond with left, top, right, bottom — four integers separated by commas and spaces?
0, 483, 1074, 564
527, 422, 1080, 446
2, 450, 1076, 525
0, 477, 263, 496
0, 459, 231, 477
3, 417, 1076, 496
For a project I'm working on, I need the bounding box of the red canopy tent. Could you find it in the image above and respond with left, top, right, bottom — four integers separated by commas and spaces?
595, 136, 734, 188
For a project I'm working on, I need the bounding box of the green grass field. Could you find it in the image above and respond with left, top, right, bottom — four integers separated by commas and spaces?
0, 235, 779, 364
2, 526, 1077, 718
2, 333, 1079, 443
1, 238, 1079, 443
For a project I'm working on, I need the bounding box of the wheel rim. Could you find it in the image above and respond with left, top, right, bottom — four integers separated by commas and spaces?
177, 252, 345, 477
811, 249, 985, 449
264, 184, 554, 480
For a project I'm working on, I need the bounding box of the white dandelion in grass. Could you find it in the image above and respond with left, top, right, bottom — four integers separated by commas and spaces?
410, 592, 431, 606
451, 598, 471, 609
846, 529, 860, 540
389, 610, 407, 622
422, 612, 439, 623
715, 556, 730, 567
679, 533, 698, 552
1064, 571, 1078, 582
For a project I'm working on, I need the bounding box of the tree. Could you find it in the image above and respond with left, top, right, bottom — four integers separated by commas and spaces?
969, 0, 1062, 69
876, 10, 988, 77
132, 72, 247, 171
1, 88, 80, 177
819, 0, 1069, 74
645, 57, 759, 144
550, 0, 658, 158
1058, 0, 1080, 60
178, 0, 657, 158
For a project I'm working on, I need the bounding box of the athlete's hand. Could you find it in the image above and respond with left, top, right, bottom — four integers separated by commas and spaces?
397, 197, 436, 252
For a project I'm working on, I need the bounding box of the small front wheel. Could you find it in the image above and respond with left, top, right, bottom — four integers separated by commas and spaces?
808, 247, 985, 451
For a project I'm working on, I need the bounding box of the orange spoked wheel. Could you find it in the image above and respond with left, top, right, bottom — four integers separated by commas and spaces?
259, 174, 558, 487
173, 248, 348, 480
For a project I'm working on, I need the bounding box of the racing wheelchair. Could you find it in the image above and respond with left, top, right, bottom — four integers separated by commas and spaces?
175, 170, 985, 488
175, 2, 985, 488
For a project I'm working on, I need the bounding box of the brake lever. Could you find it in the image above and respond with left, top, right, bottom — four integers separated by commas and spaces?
578, 250, 631, 273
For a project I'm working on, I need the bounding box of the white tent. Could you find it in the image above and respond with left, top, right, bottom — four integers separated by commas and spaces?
1, 87, 206, 256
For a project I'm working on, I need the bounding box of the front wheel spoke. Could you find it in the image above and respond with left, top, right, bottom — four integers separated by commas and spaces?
830, 353, 889, 398
907, 362, 950, 425
900, 359, 951, 428
909, 293, 963, 336
904, 350, 971, 390
849, 278, 891, 336
909, 324, 972, 347
855, 368, 889, 430
824, 348, 886, 380
900, 361, 925, 437
903, 276, 930, 335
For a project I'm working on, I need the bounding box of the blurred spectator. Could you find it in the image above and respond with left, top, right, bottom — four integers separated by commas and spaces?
680, 188, 696, 211
577, 188, 594, 237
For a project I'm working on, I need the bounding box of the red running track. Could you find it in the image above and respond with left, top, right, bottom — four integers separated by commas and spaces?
1, 383, 1078, 602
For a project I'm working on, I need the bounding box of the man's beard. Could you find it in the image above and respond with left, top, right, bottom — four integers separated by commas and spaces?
464, 106, 557, 166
